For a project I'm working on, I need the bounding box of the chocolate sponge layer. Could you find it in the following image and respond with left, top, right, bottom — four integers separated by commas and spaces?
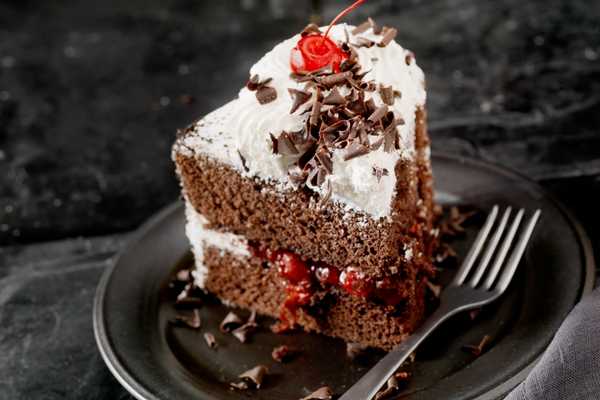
202, 246, 427, 351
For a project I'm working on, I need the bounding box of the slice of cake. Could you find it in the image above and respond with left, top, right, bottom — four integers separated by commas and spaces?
173, 20, 436, 350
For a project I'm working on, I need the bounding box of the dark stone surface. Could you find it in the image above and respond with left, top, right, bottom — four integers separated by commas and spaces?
0, 0, 598, 399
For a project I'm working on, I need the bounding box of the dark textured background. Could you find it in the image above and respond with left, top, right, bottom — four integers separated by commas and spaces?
0, 0, 598, 398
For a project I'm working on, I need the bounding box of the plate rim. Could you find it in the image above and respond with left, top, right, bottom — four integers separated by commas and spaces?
93, 152, 596, 400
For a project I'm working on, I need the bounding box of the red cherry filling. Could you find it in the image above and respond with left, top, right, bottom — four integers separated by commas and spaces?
278, 252, 311, 283
248, 242, 407, 331
290, 34, 348, 74
339, 269, 373, 297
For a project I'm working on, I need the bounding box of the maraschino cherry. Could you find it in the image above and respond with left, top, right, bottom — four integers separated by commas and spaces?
290, 0, 366, 74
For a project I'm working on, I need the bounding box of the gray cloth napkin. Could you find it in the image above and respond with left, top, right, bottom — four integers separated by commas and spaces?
506, 287, 600, 400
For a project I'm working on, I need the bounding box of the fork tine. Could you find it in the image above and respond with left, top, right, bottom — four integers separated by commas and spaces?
495, 210, 541, 293
482, 209, 525, 289
469, 207, 512, 287
453, 205, 498, 285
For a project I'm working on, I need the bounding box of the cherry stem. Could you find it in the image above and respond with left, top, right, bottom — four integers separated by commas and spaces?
322, 0, 367, 41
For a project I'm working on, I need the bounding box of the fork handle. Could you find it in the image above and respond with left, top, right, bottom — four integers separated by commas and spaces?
339, 307, 453, 400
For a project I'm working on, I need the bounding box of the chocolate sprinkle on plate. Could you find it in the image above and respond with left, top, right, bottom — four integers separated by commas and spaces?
219, 311, 243, 332
462, 334, 492, 356
300, 386, 334, 400
203, 332, 218, 349
172, 309, 201, 329
238, 365, 268, 389
231, 313, 258, 343
425, 279, 442, 298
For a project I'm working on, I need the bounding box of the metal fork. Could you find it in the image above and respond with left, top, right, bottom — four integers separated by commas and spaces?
339, 205, 542, 400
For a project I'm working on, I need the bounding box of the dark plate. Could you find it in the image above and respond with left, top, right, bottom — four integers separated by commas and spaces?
94, 153, 595, 400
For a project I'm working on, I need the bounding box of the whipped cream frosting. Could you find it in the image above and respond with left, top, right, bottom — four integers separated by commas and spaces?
177, 23, 426, 218
185, 201, 249, 287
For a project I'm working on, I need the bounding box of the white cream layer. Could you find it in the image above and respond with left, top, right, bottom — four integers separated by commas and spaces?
184, 201, 249, 288
177, 24, 426, 218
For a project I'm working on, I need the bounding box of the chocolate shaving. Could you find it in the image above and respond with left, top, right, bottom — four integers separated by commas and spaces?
369, 17, 382, 35
246, 74, 260, 90
269, 133, 278, 154
289, 88, 311, 113
375, 372, 411, 400
231, 312, 258, 343
203, 332, 218, 348
370, 135, 385, 151
246, 74, 272, 91
365, 98, 378, 115
379, 84, 395, 105
372, 166, 389, 182
315, 147, 333, 174
375, 375, 399, 400
383, 124, 398, 152
301, 23, 321, 36
238, 365, 268, 389
368, 104, 388, 123
300, 386, 334, 400
256, 85, 277, 105
378, 27, 398, 47
237, 150, 249, 172
393, 89, 402, 98
220, 311, 243, 332
352, 21, 371, 35
425, 280, 442, 298
318, 181, 332, 206
172, 309, 201, 329
271, 345, 298, 363
353, 36, 375, 48
277, 131, 300, 155
405, 51, 415, 65
318, 71, 352, 87
462, 335, 492, 356
323, 88, 346, 105
310, 101, 322, 126
344, 141, 370, 161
